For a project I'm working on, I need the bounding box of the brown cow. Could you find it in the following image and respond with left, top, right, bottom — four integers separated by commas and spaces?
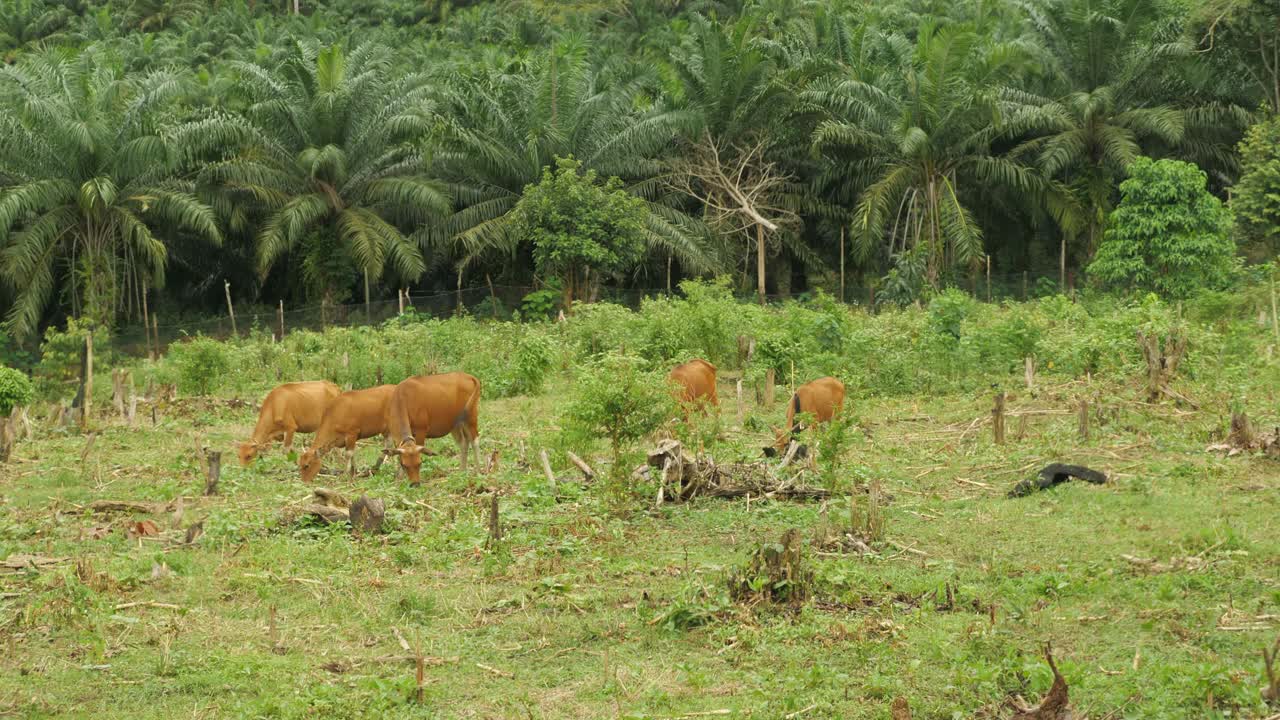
387, 372, 481, 484
669, 359, 719, 416
238, 381, 342, 465
764, 376, 846, 456
298, 385, 397, 482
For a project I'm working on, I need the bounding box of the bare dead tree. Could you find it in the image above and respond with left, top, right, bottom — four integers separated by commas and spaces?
667, 131, 799, 304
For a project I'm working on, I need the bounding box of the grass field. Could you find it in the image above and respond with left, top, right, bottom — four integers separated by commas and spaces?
1, 369, 1277, 719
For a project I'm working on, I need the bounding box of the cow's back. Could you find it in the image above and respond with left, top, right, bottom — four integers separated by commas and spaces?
390, 373, 480, 439
268, 381, 342, 432
669, 359, 717, 404
796, 376, 845, 421
324, 385, 397, 440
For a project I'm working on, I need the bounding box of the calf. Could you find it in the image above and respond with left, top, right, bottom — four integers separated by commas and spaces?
669, 359, 718, 416
764, 376, 846, 456
238, 381, 342, 465
298, 384, 397, 482
387, 372, 481, 484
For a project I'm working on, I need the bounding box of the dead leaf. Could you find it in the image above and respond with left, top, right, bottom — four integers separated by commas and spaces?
128, 520, 160, 538
1011, 644, 1072, 719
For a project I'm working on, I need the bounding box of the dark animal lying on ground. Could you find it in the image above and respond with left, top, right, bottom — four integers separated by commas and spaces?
1008, 463, 1107, 498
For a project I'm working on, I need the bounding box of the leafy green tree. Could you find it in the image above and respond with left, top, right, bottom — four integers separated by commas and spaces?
1193, 0, 1280, 113
226, 42, 447, 306
0, 50, 232, 338
514, 157, 647, 312
1088, 157, 1237, 299
1231, 114, 1280, 258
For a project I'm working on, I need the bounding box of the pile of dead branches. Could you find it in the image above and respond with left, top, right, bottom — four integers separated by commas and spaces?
640, 439, 830, 506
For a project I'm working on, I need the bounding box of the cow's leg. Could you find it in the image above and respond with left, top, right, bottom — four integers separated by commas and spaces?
372, 434, 391, 476
344, 437, 357, 480
457, 430, 469, 473
471, 433, 481, 470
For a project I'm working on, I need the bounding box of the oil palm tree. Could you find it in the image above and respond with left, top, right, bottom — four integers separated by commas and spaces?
223, 42, 448, 306
426, 37, 715, 295
0, 50, 234, 338
810, 22, 1073, 287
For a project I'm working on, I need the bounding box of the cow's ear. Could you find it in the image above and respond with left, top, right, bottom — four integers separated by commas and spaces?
416, 444, 426, 453
394, 447, 405, 455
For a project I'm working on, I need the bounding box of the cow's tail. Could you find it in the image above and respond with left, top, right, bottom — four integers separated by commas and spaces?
788, 392, 803, 439
453, 377, 482, 442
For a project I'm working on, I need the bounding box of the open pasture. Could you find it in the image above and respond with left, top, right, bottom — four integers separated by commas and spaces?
1, 342, 1277, 718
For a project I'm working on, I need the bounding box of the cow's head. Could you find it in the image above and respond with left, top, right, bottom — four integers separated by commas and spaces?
237, 441, 262, 467
762, 426, 789, 457
298, 447, 324, 483
394, 440, 430, 485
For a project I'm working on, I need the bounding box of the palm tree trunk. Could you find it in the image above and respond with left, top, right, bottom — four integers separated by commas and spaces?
756, 223, 766, 305
1060, 233, 1066, 291
364, 269, 371, 323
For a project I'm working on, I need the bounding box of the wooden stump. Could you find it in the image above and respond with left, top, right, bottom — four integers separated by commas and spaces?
1137, 329, 1188, 404
205, 451, 221, 496
486, 493, 502, 544
1227, 410, 1257, 449
764, 369, 776, 408
728, 528, 812, 605
349, 496, 386, 535
992, 392, 1006, 445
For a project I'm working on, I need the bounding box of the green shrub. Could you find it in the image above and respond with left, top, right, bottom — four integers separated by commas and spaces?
1089, 157, 1239, 299
168, 336, 232, 395
565, 353, 673, 466
1232, 114, 1280, 258
34, 318, 111, 400
0, 366, 34, 415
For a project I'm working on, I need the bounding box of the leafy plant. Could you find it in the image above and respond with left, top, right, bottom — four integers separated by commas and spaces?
0, 365, 33, 416
1089, 158, 1238, 299
168, 336, 231, 396
516, 157, 648, 311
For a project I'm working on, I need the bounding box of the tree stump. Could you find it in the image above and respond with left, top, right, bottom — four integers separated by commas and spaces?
205, 451, 222, 496
349, 496, 386, 535
1077, 397, 1089, 441
992, 392, 1007, 445
1137, 329, 1188, 404
486, 493, 501, 544
1227, 410, 1257, 449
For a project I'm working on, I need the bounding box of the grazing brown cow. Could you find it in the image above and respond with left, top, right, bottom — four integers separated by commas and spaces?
298, 385, 397, 482
387, 372, 481, 484
764, 376, 846, 456
238, 381, 342, 465
668, 359, 719, 415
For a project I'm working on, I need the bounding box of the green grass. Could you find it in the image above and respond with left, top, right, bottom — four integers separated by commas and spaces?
1, 373, 1277, 719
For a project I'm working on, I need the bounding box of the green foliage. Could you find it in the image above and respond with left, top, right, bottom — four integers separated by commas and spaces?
1232, 114, 1280, 257
564, 353, 673, 458
167, 336, 232, 396
34, 318, 110, 400
1089, 158, 1239, 299
0, 365, 33, 415
516, 157, 648, 303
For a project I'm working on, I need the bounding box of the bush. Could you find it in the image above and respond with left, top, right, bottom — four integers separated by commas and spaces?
1089, 157, 1239, 299
34, 318, 112, 400
564, 354, 673, 464
0, 366, 34, 416
168, 336, 232, 395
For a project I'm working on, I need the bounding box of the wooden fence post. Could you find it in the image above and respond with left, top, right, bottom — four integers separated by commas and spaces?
839, 226, 846, 304
986, 255, 992, 302
736, 379, 744, 427
764, 368, 776, 408
82, 330, 93, 429
141, 284, 153, 360
992, 391, 1006, 445
1024, 356, 1035, 390
278, 300, 285, 341
152, 314, 160, 356
224, 280, 238, 337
